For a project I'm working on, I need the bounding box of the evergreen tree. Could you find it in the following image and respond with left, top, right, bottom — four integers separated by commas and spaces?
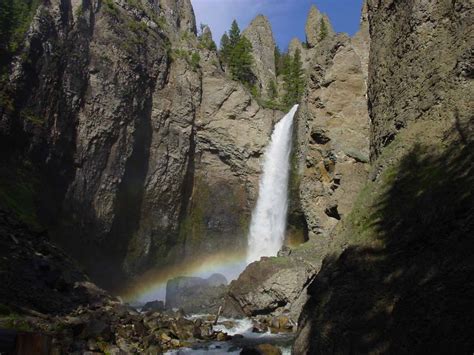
218, 20, 255, 88
274, 45, 284, 76
228, 20, 241, 47
0, 0, 39, 72
319, 18, 328, 41
292, 49, 305, 101
220, 32, 231, 63
229, 35, 254, 85
268, 80, 278, 100
282, 48, 305, 109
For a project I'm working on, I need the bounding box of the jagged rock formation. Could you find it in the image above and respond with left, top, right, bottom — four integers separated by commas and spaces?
305, 5, 335, 48
293, 1, 474, 353
291, 6, 370, 242
0, 0, 280, 291
222, 4, 371, 321
242, 15, 277, 98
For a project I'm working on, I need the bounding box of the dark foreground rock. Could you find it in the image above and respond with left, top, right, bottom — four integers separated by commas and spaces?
166, 274, 228, 313
0, 207, 111, 315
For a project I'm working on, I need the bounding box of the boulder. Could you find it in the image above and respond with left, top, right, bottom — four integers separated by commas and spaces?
165, 274, 228, 313
223, 257, 315, 319
142, 300, 165, 313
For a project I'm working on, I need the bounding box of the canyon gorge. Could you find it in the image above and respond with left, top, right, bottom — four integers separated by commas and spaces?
0, 0, 472, 354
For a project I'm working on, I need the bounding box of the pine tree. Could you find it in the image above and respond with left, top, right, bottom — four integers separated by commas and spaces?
220, 32, 231, 63
275, 45, 283, 76
268, 80, 278, 100
219, 20, 255, 88
292, 49, 305, 102
230, 35, 254, 85
319, 18, 328, 41
282, 49, 304, 109
228, 20, 241, 47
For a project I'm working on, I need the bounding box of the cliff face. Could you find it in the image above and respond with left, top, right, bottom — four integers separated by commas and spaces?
294, 1, 474, 353
223, 4, 371, 322
291, 6, 370, 244
0, 0, 279, 290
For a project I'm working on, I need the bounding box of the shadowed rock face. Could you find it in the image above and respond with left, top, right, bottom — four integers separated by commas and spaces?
242, 15, 277, 98
367, 0, 473, 160
0, 0, 280, 290
293, 0, 474, 353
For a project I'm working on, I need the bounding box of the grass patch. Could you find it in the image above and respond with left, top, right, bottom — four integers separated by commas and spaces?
0, 161, 40, 228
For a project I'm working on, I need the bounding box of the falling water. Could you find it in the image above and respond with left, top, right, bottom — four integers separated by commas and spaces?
246, 104, 299, 264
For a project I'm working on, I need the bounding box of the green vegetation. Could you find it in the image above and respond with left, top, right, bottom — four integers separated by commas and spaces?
274, 45, 289, 77
0, 0, 40, 74
171, 49, 201, 72
319, 18, 328, 41
189, 52, 201, 71
219, 20, 255, 88
102, 0, 119, 17
0, 160, 40, 228
198, 23, 217, 51
282, 48, 305, 109
0, 313, 33, 331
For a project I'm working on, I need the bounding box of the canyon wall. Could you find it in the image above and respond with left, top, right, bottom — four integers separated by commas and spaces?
294, 0, 473, 353
0, 0, 280, 290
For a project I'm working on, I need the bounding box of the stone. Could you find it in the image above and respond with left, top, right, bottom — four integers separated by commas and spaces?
165, 275, 228, 313
215, 332, 229, 341
242, 15, 277, 98
305, 5, 335, 48
0, 0, 281, 294
223, 256, 315, 319
242, 344, 282, 355
142, 301, 165, 313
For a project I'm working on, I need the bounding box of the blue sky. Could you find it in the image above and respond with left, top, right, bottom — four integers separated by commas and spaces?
191, 0, 364, 50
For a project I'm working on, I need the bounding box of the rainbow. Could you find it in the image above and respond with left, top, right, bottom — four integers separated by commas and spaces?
120, 250, 247, 304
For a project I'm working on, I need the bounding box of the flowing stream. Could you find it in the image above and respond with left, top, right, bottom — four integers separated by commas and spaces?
246, 105, 299, 264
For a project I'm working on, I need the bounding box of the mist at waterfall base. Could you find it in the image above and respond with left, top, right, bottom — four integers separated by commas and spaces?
125, 105, 298, 304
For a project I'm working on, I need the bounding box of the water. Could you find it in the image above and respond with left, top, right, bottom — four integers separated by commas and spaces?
246, 105, 299, 264
166, 317, 294, 355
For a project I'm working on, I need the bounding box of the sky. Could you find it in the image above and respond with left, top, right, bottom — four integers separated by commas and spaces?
191, 0, 364, 50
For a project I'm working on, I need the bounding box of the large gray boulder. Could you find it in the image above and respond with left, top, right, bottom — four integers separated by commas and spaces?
223, 257, 315, 321
166, 274, 228, 313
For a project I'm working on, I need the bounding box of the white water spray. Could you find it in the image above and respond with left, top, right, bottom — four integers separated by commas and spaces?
246, 105, 298, 264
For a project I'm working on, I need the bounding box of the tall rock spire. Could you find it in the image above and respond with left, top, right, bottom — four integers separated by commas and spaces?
159, 0, 197, 35
305, 5, 335, 48
242, 15, 277, 98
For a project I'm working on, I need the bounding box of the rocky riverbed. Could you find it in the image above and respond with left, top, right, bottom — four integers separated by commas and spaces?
0, 300, 296, 354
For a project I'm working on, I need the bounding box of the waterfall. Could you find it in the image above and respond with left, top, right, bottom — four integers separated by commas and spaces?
246, 104, 299, 264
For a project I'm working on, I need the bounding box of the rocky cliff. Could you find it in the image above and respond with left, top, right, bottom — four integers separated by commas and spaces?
293, 0, 474, 353
242, 15, 277, 99
223, 4, 371, 322
0, 0, 280, 291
